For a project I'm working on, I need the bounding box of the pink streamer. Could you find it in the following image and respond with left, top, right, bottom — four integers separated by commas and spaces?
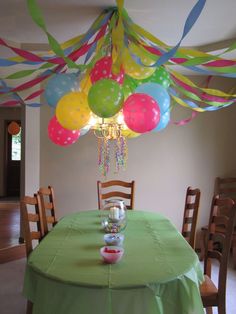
171, 73, 232, 103
0, 100, 20, 106
204, 59, 236, 67
24, 89, 44, 100
172, 111, 198, 126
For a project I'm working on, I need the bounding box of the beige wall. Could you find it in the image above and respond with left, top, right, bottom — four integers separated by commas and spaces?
24, 106, 40, 196
40, 78, 236, 246
0, 107, 21, 196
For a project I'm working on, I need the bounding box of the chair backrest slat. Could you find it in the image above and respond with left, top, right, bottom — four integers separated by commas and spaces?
30, 231, 42, 240
20, 194, 44, 258
38, 185, 57, 234
97, 180, 135, 210
181, 186, 201, 249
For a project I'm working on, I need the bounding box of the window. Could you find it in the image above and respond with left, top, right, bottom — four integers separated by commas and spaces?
11, 128, 21, 160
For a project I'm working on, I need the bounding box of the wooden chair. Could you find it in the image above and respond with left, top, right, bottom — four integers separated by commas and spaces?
200, 195, 236, 314
181, 186, 201, 250
20, 194, 44, 314
97, 180, 135, 210
38, 185, 57, 235
200, 177, 236, 267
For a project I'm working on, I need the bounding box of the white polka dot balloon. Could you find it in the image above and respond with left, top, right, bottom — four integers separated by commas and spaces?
48, 116, 80, 146
90, 56, 124, 85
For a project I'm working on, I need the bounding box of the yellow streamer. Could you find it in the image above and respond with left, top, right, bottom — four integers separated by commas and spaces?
170, 70, 236, 98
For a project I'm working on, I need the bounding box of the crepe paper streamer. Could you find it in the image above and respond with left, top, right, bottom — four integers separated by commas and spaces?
0, 100, 20, 107
0, 13, 110, 85
169, 88, 234, 113
123, 0, 207, 67
171, 76, 233, 104
122, 16, 236, 76
0, 62, 66, 96
24, 89, 44, 101
170, 71, 236, 101
112, 1, 125, 74
0, 27, 104, 68
104, 10, 235, 73
132, 40, 236, 77
172, 83, 236, 108
2, 33, 85, 65
27, 0, 81, 69
172, 110, 198, 126
0, 86, 43, 108
30, 0, 112, 69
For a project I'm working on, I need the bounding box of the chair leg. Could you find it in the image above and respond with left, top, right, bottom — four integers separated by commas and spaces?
26, 300, 33, 314
232, 236, 236, 269
218, 302, 226, 314
199, 229, 207, 261
205, 307, 213, 314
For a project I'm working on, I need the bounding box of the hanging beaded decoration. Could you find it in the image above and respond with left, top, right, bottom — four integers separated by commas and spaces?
98, 135, 128, 176
98, 137, 110, 177
115, 136, 128, 173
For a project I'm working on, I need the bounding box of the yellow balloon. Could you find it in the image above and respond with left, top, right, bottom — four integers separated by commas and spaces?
56, 91, 91, 130
122, 43, 156, 80
122, 128, 141, 138
80, 75, 92, 95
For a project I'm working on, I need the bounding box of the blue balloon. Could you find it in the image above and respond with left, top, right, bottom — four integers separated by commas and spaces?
135, 83, 170, 114
45, 73, 78, 108
153, 111, 170, 132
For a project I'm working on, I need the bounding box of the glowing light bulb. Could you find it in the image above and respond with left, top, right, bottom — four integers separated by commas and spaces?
116, 112, 124, 124
88, 115, 98, 127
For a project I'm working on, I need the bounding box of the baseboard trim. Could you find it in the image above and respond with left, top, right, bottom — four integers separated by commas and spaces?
0, 244, 26, 264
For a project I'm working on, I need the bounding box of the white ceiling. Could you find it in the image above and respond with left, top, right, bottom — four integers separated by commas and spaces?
0, 0, 235, 49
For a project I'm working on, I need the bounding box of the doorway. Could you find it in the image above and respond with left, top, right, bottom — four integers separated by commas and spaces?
4, 120, 21, 198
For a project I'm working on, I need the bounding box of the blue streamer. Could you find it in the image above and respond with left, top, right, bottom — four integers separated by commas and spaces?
84, 41, 97, 64
156, 0, 206, 66
169, 87, 234, 111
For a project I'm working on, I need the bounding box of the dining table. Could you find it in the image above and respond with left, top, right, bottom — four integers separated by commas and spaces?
23, 210, 204, 314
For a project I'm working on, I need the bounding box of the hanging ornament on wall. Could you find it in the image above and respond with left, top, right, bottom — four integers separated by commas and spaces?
8, 121, 21, 135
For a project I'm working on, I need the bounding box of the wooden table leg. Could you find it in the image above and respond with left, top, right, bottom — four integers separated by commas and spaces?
199, 228, 207, 261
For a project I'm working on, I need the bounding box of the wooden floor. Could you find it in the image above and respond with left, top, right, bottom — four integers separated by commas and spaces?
0, 202, 26, 263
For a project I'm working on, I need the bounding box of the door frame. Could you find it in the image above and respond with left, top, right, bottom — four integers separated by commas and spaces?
3, 119, 21, 197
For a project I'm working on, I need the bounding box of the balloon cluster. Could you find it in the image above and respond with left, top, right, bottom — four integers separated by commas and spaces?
45, 45, 171, 147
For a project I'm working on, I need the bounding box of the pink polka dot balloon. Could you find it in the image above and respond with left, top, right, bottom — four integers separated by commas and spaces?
90, 56, 124, 85
48, 116, 80, 146
123, 93, 160, 133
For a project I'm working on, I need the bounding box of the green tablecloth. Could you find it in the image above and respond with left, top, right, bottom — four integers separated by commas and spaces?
23, 210, 204, 314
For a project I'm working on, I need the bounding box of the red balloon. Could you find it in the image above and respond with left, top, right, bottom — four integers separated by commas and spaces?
123, 93, 160, 133
90, 56, 124, 85
48, 116, 80, 146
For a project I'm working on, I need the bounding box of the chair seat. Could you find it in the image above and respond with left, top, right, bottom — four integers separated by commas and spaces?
200, 275, 218, 307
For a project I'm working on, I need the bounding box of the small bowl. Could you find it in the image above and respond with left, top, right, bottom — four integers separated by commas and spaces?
100, 246, 124, 264
104, 233, 124, 246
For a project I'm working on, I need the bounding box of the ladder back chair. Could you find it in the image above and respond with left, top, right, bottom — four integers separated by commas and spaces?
200, 195, 236, 314
38, 185, 57, 235
20, 194, 44, 258
97, 180, 135, 210
200, 177, 236, 267
181, 186, 201, 250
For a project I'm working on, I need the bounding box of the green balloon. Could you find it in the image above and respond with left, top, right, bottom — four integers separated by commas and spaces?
122, 75, 138, 100
139, 66, 171, 89
88, 79, 124, 118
